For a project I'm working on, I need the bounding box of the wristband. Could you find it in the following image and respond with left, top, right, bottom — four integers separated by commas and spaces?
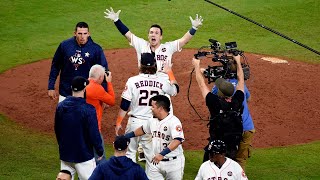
189, 27, 197, 35
114, 19, 129, 35
116, 116, 123, 126
167, 70, 176, 81
160, 147, 171, 156
124, 131, 135, 139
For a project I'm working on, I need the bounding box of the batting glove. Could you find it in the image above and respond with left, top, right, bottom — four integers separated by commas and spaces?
104, 7, 121, 22
189, 14, 203, 30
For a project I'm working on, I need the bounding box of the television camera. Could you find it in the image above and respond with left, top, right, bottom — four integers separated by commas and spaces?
194, 39, 250, 83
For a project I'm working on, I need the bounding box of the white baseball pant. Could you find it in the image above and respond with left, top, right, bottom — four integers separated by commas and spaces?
60, 158, 96, 180
125, 117, 153, 163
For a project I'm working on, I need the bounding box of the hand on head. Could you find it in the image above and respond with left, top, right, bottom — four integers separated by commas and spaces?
104, 7, 121, 22
190, 14, 203, 30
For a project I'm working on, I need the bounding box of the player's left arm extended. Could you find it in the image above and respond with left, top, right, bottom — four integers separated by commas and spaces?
178, 14, 203, 48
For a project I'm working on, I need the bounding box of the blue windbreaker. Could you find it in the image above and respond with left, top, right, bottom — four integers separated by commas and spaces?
48, 37, 108, 97
54, 96, 103, 163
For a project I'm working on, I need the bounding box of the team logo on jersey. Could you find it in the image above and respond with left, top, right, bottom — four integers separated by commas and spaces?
227, 171, 233, 176
161, 48, 166, 52
163, 126, 168, 131
69, 51, 86, 70
175, 125, 182, 132
85, 52, 90, 57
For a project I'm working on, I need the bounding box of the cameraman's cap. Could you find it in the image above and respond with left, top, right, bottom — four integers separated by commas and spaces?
71, 76, 89, 92
113, 136, 130, 151
141, 53, 156, 66
215, 78, 234, 97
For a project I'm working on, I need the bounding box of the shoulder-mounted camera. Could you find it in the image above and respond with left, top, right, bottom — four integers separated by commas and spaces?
194, 39, 250, 84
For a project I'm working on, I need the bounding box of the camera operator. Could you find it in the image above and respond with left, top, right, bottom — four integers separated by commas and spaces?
211, 60, 255, 171
192, 54, 244, 162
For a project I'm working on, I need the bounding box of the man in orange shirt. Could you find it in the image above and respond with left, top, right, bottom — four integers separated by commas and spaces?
86, 64, 115, 164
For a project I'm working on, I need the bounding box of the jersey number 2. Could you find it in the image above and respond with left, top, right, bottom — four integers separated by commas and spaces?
139, 90, 159, 106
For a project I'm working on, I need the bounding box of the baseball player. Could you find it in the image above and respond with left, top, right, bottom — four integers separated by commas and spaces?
104, 7, 203, 77
195, 140, 248, 180
104, 7, 201, 159
48, 22, 108, 102
124, 95, 185, 180
115, 53, 179, 163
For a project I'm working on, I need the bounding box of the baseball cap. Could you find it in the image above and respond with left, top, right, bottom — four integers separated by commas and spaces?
71, 76, 89, 92
113, 136, 130, 151
141, 53, 156, 66
215, 78, 234, 97
205, 139, 226, 154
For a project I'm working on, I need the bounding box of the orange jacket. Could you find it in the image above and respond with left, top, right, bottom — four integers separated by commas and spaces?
86, 79, 115, 131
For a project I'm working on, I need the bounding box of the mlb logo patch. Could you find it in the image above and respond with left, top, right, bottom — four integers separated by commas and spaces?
162, 48, 166, 52
227, 171, 233, 176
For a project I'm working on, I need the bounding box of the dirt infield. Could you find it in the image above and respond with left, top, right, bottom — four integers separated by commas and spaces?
0, 48, 319, 150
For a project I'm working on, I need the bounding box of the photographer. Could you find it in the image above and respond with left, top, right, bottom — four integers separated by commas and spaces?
86, 65, 115, 164
192, 55, 244, 162
211, 61, 255, 171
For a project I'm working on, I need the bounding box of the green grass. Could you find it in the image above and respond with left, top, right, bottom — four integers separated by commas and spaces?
1, 115, 320, 179
1, 0, 320, 179
0, 0, 319, 73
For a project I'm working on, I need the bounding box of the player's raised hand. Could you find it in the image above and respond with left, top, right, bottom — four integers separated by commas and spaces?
104, 7, 121, 22
189, 14, 203, 30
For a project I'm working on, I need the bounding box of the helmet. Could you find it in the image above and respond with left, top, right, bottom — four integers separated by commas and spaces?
205, 140, 226, 154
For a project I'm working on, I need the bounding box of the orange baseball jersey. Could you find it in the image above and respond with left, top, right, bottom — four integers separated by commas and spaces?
86, 80, 115, 131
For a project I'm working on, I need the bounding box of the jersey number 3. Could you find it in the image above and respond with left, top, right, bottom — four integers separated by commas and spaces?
139, 90, 159, 106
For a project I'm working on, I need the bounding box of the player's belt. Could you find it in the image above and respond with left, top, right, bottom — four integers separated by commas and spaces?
130, 115, 154, 119
161, 156, 177, 162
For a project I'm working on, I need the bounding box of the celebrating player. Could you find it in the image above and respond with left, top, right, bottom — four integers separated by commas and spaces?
104, 6, 202, 160
115, 53, 179, 163
124, 95, 185, 180
104, 7, 203, 76
195, 140, 248, 180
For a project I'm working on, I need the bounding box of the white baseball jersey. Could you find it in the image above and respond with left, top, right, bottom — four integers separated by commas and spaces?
195, 158, 248, 180
143, 113, 184, 158
121, 74, 177, 120
130, 34, 181, 74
